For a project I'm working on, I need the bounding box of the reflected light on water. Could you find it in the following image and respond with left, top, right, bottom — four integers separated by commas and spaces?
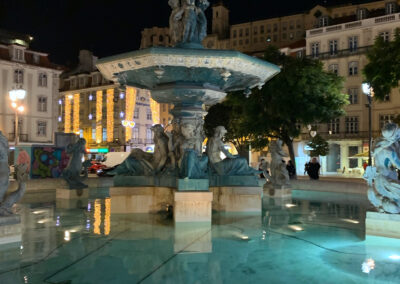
94, 200, 101, 235
362, 258, 375, 274
389, 254, 400, 260
288, 225, 304, 231
285, 204, 297, 208
64, 231, 71, 242
104, 198, 111, 235
341, 218, 359, 224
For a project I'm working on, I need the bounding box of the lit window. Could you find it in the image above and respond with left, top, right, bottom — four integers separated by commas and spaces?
38, 73, 47, 87
37, 121, 47, 137
38, 96, 47, 112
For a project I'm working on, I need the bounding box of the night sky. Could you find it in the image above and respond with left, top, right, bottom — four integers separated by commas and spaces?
0, 0, 376, 66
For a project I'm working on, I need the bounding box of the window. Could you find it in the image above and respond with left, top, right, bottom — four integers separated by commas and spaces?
329, 40, 338, 55
328, 64, 338, 75
296, 50, 303, 58
357, 8, 367, 20
37, 121, 47, 137
133, 127, 139, 139
380, 114, 395, 129
239, 29, 243, 37
348, 61, 358, 76
289, 33, 294, 40
102, 128, 107, 141
384, 93, 390, 102
146, 109, 152, 120
328, 118, 340, 134
260, 26, 265, 34
14, 69, 23, 84
289, 21, 294, 30
348, 88, 358, 104
38, 73, 47, 87
349, 36, 358, 52
380, 31, 390, 42
233, 30, 237, 38
296, 20, 301, 29
282, 33, 287, 40
282, 22, 287, 31
245, 28, 249, 36
345, 117, 359, 134
348, 146, 359, 168
71, 78, 76, 88
92, 74, 98, 85
134, 109, 139, 119
33, 54, 40, 64
319, 16, 329, 27
386, 2, 397, 14
79, 77, 85, 87
146, 128, 153, 140
311, 42, 319, 58
38, 96, 47, 112
14, 48, 24, 61
254, 27, 258, 35
273, 24, 278, 32
92, 128, 96, 140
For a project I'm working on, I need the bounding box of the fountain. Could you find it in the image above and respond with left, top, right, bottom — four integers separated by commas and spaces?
97, 0, 280, 222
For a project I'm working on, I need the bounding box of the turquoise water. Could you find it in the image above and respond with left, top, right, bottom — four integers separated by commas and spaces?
0, 189, 400, 284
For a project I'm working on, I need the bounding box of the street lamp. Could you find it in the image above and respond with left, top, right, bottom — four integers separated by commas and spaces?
9, 88, 26, 146
362, 82, 374, 166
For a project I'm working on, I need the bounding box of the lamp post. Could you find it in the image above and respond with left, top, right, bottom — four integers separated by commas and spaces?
362, 83, 374, 166
9, 88, 26, 146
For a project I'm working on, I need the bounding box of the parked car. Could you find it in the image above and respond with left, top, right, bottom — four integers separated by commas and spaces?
96, 152, 130, 177
88, 161, 107, 174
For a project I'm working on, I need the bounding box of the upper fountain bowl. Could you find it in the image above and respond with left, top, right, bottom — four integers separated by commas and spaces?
97, 47, 280, 104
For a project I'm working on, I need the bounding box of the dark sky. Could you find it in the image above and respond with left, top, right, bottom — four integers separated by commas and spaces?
0, 0, 375, 66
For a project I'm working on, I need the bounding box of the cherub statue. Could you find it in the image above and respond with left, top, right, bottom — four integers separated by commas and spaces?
62, 138, 88, 189
168, 0, 184, 44
181, 0, 198, 44
206, 126, 259, 176
269, 139, 290, 187
195, 0, 210, 42
365, 123, 400, 213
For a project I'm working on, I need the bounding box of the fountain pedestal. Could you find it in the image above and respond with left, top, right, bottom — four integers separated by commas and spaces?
366, 211, 400, 239
0, 215, 21, 246
174, 191, 213, 223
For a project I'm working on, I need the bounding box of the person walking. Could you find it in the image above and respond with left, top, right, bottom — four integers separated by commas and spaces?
286, 160, 296, 179
307, 157, 321, 180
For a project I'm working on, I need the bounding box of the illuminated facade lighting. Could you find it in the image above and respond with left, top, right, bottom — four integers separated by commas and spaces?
73, 93, 80, 134
150, 94, 160, 125
94, 199, 101, 235
96, 90, 103, 143
64, 95, 71, 133
125, 87, 137, 142
106, 89, 114, 142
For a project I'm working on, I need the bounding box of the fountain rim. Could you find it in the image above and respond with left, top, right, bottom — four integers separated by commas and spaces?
96, 46, 280, 72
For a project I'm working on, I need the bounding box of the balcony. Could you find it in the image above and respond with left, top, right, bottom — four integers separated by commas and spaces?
307, 12, 400, 38
8, 133, 28, 142
144, 139, 154, 144
299, 131, 381, 140
308, 46, 372, 60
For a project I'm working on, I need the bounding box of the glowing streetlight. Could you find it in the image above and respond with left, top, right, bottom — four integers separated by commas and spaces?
9, 88, 26, 146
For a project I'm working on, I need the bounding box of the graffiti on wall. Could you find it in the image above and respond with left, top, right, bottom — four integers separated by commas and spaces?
31, 147, 69, 178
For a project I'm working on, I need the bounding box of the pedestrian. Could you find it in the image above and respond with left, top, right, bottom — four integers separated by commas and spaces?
307, 157, 321, 180
286, 160, 296, 179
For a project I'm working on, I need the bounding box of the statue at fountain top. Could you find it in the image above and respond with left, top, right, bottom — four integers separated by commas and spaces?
206, 126, 259, 176
364, 123, 400, 213
169, 0, 210, 47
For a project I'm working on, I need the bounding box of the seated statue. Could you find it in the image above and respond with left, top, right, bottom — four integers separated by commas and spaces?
176, 123, 208, 179
110, 124, 170, 176
206, 126, 259, 176
62, 138, 88, 189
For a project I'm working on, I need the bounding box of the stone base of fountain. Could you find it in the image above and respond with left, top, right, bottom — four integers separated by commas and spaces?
263, 183, 292, 198
174, 223, 212, 253
174, 191, 213, 223
366, 211, 400, 239
209, 176, 260, 187
211, 187, 262, 213
56, 188, 89, 200
0, 215, 21, 245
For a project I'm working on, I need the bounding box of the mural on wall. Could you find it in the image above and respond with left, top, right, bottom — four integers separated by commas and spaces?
17, 149, 31, 172
31, 147, 69, 179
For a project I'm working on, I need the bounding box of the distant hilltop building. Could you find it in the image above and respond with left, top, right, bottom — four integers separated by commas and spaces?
0, 29, 62, 145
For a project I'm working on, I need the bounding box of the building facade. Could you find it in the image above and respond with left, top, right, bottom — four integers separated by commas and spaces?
58, 50, 161, 153
301, 0, 400, 175
0, 29, 62, 145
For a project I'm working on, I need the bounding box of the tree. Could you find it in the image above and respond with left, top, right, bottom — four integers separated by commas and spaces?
307, 134, 329, 157
364, 29, 400, 100
205, 46, 348, 174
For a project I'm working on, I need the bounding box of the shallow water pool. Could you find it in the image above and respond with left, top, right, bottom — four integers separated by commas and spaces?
0, 189, 399, 284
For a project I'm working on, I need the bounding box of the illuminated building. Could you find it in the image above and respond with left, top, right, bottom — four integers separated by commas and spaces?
0, 29, 62, 145
58, 50, 162, 152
